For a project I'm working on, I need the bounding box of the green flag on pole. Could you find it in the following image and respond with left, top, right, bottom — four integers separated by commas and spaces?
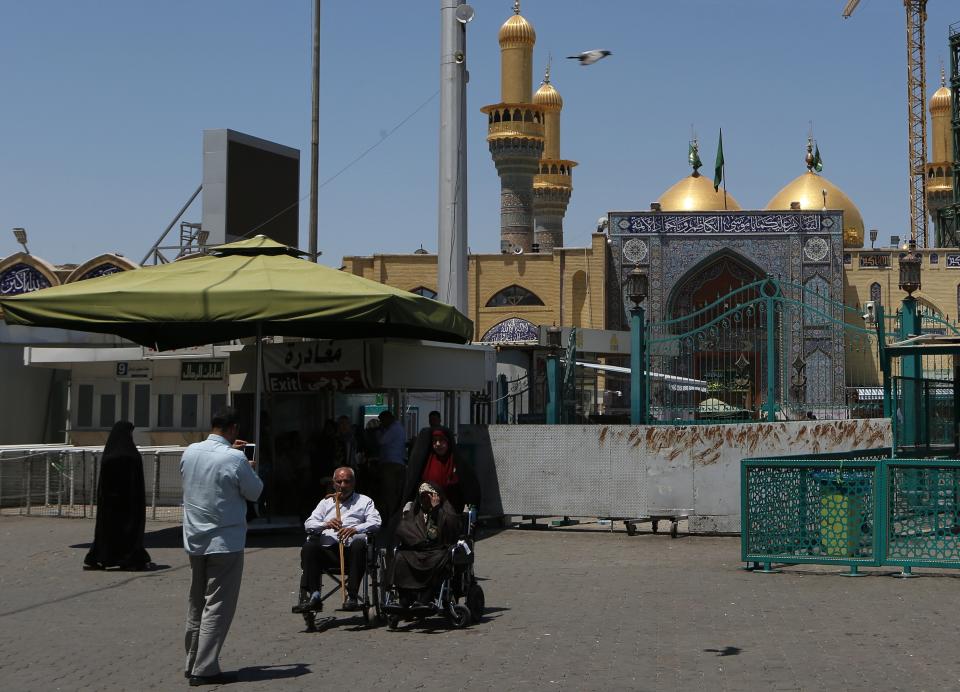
688, 141, 702, 173
713, 130, 724, 191
812, 143, 823, 172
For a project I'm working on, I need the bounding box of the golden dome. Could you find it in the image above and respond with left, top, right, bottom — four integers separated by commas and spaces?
534, 81, 562, 110
930, 85, 951, 114
765, 171, 864, 247
657, 173, 742, 212
499, 13, 536, 47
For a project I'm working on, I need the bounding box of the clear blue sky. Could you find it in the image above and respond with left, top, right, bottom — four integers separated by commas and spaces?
1, 1, 958, 266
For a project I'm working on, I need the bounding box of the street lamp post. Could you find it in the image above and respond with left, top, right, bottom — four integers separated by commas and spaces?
627, 266, 648, 425
545, 325, 562, 425
897, 238, 923, 447
12, 227, 29, 254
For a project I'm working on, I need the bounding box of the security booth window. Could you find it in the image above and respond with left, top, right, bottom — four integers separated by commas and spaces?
157, 394, 174, 428
99, 394, 116, 429
181, 394, 198, 429
77, 384, 94, 428
134, 384, 150, 428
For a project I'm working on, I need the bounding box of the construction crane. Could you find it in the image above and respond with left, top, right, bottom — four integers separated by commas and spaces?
843, 0, 929, 248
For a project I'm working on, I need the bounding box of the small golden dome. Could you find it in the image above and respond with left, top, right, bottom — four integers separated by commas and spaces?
765, 171, 864, 248
930, 85, 951, 114
499, 14, 536, 47
534, 82, 562, 110
657, 173, 742, 212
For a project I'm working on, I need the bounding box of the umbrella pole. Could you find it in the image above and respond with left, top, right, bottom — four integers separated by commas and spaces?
254, 324, 265, 520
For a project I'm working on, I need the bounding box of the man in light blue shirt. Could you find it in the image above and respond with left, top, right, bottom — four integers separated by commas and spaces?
180, 408, 262, 687
376, 410, 407, 523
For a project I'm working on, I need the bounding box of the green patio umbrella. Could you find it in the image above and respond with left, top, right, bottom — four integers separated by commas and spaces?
1, 235, 473, 349
2, 235, 473, 472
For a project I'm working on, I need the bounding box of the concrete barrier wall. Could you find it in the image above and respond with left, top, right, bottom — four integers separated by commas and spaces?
460, 419, 892, 534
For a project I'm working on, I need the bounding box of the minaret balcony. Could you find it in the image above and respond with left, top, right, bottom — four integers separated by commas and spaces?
482, 103, 545, 141
535, 159, 577, 187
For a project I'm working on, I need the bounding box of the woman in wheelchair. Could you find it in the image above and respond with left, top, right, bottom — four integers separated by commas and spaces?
390, 482, 460, 607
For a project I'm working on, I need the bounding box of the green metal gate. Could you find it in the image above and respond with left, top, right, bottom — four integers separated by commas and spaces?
646, 276, 882, 424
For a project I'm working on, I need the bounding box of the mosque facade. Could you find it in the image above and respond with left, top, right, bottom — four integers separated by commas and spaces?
344, 2, 959, 418
4, 3, 959, 431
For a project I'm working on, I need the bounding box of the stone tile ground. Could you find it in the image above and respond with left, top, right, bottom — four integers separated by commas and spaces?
1, 516, 958, 691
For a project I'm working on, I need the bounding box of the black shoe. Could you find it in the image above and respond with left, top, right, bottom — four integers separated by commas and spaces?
292, 591, 322, 614
342, 596, 360, 611
188, 671, 238, 686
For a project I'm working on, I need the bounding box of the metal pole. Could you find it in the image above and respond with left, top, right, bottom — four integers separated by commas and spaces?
900, 296, 921, 447
140, 184, 203, 264
25, 455, 32, 516
765, 292, 776, 422
56, 452, 63, 516
630, 306, 646, 425
152, 452, 160, 521
254, 324, 264, 519
92, 453, 98, 519
309, 0, 321, 261
437, 0, 469, 315
44, 451, 50, 507
546, 354, 561, 425
68, 451, 75, 509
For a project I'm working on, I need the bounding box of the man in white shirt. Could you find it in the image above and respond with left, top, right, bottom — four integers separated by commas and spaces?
294, 466, 381, 613
180, 408, 263, 687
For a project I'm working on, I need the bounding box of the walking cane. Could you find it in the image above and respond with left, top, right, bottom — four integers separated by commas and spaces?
334, 491, 346, 605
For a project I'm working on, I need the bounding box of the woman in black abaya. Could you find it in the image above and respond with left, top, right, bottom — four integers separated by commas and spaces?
390, 482, 461, 606
83, 421, 153, 571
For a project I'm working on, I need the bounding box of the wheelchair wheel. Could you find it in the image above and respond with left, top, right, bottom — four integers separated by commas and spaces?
466, 583, 485, 623
448, 603, 471, 629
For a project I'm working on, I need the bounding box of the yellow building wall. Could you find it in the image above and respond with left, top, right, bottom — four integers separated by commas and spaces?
843, 249, 960, 387
342, 233, 610, 342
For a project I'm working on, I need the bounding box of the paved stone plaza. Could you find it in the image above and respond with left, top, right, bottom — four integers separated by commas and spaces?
2, 516, 959, 691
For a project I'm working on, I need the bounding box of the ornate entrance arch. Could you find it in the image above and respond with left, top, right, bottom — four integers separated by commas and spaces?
667, 251, 764, 319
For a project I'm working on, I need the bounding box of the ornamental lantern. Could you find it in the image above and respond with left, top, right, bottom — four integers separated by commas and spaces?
626, 266, 648, 308
898, 239, 922, 297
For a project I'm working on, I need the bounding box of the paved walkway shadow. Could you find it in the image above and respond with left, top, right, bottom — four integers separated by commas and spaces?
236, 663, 310, 683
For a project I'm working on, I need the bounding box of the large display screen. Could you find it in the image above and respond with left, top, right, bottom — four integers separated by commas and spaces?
202, 129, 300, 249
226, 139, 299, 247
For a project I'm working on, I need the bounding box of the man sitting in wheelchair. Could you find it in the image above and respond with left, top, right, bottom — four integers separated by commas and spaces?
293, 466, 381, 613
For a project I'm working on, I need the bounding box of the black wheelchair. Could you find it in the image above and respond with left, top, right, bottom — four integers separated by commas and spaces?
379, 512, 485, 630
293, 532, 386, 632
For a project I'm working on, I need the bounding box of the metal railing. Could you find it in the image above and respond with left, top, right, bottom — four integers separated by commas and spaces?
742, 451, 960, 575
0, 448, 186, 521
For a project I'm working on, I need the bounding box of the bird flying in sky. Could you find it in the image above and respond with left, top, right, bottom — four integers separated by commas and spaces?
567, 50, 611, 66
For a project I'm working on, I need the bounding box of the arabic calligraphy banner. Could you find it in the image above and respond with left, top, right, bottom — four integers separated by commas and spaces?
263, 340, 368, 393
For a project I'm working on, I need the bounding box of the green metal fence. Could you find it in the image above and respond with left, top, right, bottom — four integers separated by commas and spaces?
741, 453, 960, 574
646, 277, 884, 425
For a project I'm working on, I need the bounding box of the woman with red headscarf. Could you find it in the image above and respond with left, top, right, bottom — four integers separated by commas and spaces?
403, 427, 479, 514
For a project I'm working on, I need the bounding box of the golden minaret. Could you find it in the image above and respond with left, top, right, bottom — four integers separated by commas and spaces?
532, 62, 576, 252
926, 66, 953, 246
480, 1, 544, 253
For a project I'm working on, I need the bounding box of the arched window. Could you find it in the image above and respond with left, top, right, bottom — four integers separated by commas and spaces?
502, 109, 511, 122
486, 285, 545, 307
409, 286, 437, 299
513, 109, 522, 121
869, 282, 881, 304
